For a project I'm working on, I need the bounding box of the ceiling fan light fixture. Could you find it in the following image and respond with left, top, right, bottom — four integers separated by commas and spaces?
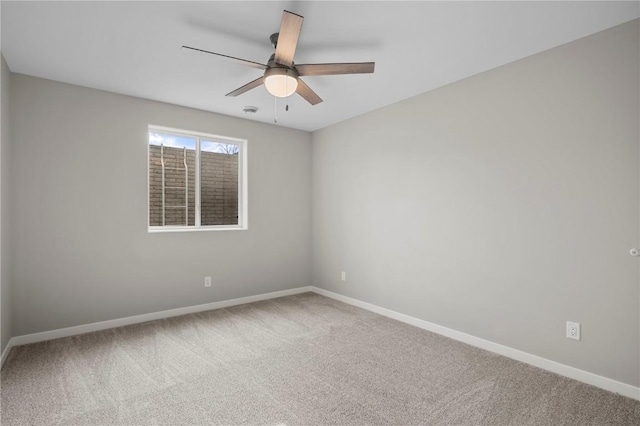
264, 68, 298, 98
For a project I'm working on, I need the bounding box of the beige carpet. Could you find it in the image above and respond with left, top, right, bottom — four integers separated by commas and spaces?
1, 292, 639, 425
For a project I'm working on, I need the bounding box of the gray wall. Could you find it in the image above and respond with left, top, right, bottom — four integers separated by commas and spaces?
312, 20, 640, 386
1, 53, 12, 354
9, 74, 312, 336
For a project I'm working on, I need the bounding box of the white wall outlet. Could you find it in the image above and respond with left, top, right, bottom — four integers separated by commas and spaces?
204, 276, 212, 288
566, 321, 581, 341
341, 271, 346, 282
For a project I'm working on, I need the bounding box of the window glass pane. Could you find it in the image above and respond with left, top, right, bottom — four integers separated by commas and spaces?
200, 140, 239, 226
149, 133, 197, 226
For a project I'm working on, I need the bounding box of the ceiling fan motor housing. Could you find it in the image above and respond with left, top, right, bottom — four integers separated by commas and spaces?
266, 54, 294, 70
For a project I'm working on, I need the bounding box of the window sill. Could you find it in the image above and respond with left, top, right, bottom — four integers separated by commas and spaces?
148, 226, 247, 233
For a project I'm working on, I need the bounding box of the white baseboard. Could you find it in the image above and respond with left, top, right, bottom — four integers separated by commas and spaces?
2, 286, 313, 361
1, 336, 16, 367
310, 286, 640, 401
2, 284, 638, 401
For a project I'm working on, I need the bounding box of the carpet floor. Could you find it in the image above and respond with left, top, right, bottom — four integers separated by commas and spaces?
1, 292, 639, 425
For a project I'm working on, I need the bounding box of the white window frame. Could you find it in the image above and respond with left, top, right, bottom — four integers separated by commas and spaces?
147, 125, 248, 232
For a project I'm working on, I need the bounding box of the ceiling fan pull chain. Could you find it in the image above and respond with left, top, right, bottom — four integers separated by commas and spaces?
285, 78, 289, 112
274, 96, 278, 124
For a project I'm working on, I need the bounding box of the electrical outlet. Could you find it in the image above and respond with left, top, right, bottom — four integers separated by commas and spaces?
566, 321, 581, 341
341, 271, 346, 282
204, 276, 212, 288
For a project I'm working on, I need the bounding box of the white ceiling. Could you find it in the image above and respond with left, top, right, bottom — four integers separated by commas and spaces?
2, 1, 638, 132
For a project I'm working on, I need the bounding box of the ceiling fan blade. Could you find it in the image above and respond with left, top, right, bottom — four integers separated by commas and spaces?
226, 77, 264, 97
182, 46, 267, 70
274, 11, 303, 67
296, 78, 323, 105
295, 62, 375, 76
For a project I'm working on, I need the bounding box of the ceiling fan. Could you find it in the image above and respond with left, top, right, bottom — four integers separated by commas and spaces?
182, 10, 375, 105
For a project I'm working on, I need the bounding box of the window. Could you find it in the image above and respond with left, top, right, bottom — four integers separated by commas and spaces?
148, 125, 247, 231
